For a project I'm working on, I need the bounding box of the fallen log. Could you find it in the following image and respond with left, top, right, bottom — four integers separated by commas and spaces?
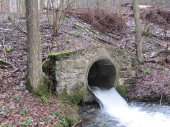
0, 59, 11, 66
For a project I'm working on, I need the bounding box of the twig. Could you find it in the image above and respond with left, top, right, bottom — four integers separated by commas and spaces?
72, 119, 82, 127
2, 34, 7, 61
0, 59, 11, 66
65, 0, 77, 12
15, 24, 27, 35
144, 58, 166, 63
96, 37, 113, 45
103, 32, 121, 40
74, 22, 99, 35
149, 40, 167, 47
151, 33, 170, 40
0, 59, 14, 68
62, 100, 74, 105
96, 36, 121, 49
8, 17, 27, 35
11, 68, 20, 75
149, 49, 169, 58
159, 93, 163, 106
143, 32, 170, 40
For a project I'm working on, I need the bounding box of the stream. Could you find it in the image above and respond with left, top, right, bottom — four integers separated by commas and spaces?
81, 88, 170, 127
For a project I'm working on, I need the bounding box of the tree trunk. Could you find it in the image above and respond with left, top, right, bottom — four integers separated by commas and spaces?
6, 0, 10, 13
51, 0, 57, 35
39, 0, 44, 14
1, 0, 5, 12
25, 0, 43, 91
20, 0, 25, 15
56, 0, 64, 33
133, 0, 143, 62
51, 0, 64, 36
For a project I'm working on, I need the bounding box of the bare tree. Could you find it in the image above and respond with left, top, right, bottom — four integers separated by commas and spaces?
133, 0, 143, 62
16, 0, 26, 15
25, 0, 43, 92
39, 0, 44, 13
51, 0, 57, 35
20, 0, 26, 15
1, 0, 9, 12
51, 0, 64, 36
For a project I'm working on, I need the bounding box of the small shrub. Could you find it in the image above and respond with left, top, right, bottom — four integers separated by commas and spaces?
2, 108, 11, 117
19, 105, 28, 116
143, 25, 152, 37
21, 117, 31, 126
66, 116, 79, 126
1, 122, 13, 127
72, 8, 126, 32
57, 114, 79, 127
58, 90, 83, 104
46, 117, 51, 124
4, 44, 12, 53
40, 95, 51, 104
50, 110, 57, 117
59, 119, 69, 127
12, 95, 20, 101
65, 38, 70, 43
142, 67, 152, 75
56, 101, 62, 107
116, 85, 127, 97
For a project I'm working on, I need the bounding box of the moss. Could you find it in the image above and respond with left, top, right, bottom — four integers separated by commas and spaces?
58, 90, 84, 105
37, 77, 52, 96
43, 50, 74, 94
166, 96, 170, 104
143, 26, 151, 36
48, 50, 73, 60
25, 77, 51, 95
66, 115, 79, 126
42, 58, 57, 94
57, 114, 79, 127
141, 67, 152, 75
54, 106, 79, 127
42, 59, 56, 76
25, 79, 33, 92
116, 85, 128, 97
25, 77, 52, 103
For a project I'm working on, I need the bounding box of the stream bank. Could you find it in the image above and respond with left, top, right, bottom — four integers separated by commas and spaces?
0, 4, 170, 126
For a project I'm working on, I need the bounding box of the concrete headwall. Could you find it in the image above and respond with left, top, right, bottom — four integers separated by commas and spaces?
53, 46, 135, 102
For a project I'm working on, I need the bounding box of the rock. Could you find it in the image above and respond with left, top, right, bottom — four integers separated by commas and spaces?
0, 93, 8, 99
167, 55, 170, 63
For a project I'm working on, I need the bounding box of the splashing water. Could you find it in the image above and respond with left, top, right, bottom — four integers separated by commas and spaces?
92, 87, 170, 127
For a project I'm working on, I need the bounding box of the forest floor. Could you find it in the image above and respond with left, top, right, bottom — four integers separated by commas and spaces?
0, 5, 170, 126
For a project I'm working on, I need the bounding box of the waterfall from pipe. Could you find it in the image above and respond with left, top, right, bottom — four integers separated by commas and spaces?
92, 87, 170, 127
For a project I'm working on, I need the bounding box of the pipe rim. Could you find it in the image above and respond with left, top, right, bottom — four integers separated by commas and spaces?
85, 56, 119, 93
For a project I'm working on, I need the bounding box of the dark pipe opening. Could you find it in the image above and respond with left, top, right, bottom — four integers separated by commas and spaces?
88, 59, 116, 89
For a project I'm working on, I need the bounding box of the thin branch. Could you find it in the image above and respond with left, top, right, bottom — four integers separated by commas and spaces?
149, 49, 169, 58
8, 17, 27, 35
159, 93, 163, 106
0, 59, 11, 66
72, 119, 82, 127
2, 34, 7, 61
142, 32, 170, 40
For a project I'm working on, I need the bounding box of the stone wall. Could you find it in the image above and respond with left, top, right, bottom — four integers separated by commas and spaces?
54, 45, 135, 102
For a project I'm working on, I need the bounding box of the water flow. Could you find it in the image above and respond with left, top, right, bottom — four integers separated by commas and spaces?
93, 87, 170, 127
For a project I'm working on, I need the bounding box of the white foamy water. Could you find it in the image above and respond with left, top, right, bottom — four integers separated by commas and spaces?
93, 87, 170, 127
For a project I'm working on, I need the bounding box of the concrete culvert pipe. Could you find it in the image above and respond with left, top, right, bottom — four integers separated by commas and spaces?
87, 59, 117, 90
